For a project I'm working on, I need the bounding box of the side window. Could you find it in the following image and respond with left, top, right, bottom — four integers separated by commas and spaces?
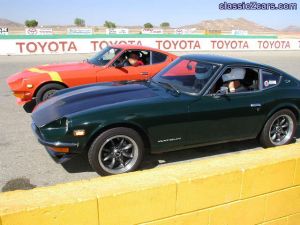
262, 70, 280, 89
152, 51, 167, 64
140, 50, 150, 65
209, 67, 259, 94
112, 50, 150, 67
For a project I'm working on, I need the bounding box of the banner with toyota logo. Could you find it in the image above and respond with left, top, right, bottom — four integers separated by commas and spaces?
0, 37, 299, 55
25, 28, 53, 35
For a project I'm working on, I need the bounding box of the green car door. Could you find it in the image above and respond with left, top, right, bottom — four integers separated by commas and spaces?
187, 91, 267, 146
186, 65, 273, 146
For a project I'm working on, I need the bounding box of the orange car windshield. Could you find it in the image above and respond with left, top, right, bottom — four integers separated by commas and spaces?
88, 47, 121, 66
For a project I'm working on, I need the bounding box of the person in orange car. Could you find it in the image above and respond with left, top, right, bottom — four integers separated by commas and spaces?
128, 53, 144, 67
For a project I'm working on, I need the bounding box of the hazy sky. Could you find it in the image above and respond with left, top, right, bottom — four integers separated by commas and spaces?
1, 0, 299, 29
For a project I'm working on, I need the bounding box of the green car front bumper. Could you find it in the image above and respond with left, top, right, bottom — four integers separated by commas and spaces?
31, 123, 79, 163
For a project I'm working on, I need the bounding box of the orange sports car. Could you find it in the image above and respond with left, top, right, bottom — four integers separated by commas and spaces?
7, 44, 177, 111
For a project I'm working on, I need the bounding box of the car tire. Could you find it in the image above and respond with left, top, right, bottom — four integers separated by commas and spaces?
259, 109, 296, 148
35, 83, 65, 104
88, 127, 145, 176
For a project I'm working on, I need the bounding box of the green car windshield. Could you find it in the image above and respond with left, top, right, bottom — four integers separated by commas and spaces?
88, 47, 121, 66
153, 58, 219, 94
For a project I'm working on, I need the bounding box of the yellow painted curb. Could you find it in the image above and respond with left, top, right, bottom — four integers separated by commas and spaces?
1, 143, 300, 225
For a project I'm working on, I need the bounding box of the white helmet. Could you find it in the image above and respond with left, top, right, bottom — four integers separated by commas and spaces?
195, 64, 213, 80
222, 68, 246, 82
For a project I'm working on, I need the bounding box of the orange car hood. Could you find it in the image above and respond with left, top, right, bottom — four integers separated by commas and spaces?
34, 61, 97, 73
8, 61, 102, 82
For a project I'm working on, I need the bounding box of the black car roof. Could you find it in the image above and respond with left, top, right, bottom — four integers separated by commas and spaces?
181, 54, 261, 66
180, 54, 296, 81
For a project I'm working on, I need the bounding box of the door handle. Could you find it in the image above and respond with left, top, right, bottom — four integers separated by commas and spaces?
140, 72, 149, 75
250, 103, 262, 107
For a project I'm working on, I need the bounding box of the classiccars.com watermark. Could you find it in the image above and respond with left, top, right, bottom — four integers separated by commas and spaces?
219, 1, 297, 10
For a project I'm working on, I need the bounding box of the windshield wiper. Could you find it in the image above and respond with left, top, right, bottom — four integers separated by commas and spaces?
158, 81, 181, 95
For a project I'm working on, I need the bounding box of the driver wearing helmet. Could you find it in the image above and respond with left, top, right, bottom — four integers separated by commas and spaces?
193, 64, 213, 91
222, 68, 248, 93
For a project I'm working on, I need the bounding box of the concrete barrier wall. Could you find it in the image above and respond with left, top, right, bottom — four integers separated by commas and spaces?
1, 143, 300, 225
0, 35, 299, 55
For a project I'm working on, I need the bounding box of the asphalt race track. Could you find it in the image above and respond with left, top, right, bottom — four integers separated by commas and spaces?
1, 51, 300, 191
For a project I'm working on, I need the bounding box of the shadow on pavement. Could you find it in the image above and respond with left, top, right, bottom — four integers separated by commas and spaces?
141, 139, 261, 170
61, 128, 300, 174
61, 153, 94, 173
61, 139, 261, 173
2, 178, 37, 192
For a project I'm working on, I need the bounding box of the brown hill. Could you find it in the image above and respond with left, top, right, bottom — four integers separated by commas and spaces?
180, 17, 276, 32
281, 26, 300, 32
0, 18, 23, 27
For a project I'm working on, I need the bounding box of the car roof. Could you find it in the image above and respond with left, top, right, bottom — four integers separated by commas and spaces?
181, 54, 261, 66
181, 54, 293, 78
110, 44, 175, 55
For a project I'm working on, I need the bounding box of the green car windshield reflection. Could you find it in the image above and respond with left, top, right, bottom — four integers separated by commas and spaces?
88, 47, 121, 66
153, 58, 219, 94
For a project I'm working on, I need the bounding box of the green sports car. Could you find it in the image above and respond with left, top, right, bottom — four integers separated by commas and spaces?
32, 54, 300, 175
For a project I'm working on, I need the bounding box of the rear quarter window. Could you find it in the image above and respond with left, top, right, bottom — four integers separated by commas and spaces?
152, 51, 167, 64
262, 70, 281, 89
